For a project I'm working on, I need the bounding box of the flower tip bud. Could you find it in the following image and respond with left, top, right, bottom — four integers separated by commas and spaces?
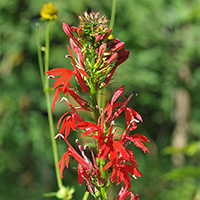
63, 23, 74, 38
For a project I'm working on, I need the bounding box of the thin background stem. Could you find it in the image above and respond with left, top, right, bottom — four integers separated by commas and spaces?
109, 0, 117, 31
44, 21, 63, 189
82, 191, 90, 200
36, 21, 63, 191
36, 23, 44, 85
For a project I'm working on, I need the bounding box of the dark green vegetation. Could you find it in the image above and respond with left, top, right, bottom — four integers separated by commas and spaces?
0, 0, 200, 199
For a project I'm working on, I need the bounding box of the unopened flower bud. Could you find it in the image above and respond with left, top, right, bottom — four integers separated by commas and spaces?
63, 23, 74, 38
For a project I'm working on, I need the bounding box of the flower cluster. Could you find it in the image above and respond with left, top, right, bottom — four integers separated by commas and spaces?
47, 11, 149, 199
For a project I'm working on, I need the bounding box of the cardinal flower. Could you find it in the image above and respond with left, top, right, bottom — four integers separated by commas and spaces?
48, 10, 149, 200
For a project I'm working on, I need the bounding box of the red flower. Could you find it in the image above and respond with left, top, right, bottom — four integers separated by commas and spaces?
98, 123, 130, 164
76, 120, 106, 149
57, 98, 84, 139
46, 68, 74, 111
124, 133, 149, 153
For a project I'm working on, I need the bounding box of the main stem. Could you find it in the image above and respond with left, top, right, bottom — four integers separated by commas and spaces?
44, 21, 63, 189
90, 89, 107, 200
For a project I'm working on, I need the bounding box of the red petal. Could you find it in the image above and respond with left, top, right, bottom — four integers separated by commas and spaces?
67, 46, 89, 92
108, 42, 124, 53
132, 133, 149, 142
111, 85, 125, 105
129, 107, 143, 122
77, 121, 97, 129
78, 165, 84, 185
51, 73, 73, 89
128, 134, 149, 153
113, 141, 130, 160
52, 87, 62, 112
78, 68, 89, 77
102, 161, 113, 172
46, 68, 73, 76
67, 88, 88, 107
57, 112, 70, 130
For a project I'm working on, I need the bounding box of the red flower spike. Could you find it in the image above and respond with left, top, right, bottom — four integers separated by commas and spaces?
50, 12, 149, 198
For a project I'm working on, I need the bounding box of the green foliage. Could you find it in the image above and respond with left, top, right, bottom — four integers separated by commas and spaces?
163, 166, 200, 180
0, 0, 200, 199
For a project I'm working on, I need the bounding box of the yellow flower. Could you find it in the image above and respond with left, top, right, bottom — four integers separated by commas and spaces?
40, 2, 58, 21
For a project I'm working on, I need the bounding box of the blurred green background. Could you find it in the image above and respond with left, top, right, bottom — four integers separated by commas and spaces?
0, 0, 200, 199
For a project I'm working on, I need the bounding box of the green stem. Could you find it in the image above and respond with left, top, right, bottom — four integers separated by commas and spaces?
109, 0, 117, 30
43, 192, 57, 197
36, 23, 44, 85
100, 159, 107, 200
91, 91, 100, 124
44, 21, 63, 190
90, 91, 108, 199
36, 21, 63, 190
82, 191, 90, 200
